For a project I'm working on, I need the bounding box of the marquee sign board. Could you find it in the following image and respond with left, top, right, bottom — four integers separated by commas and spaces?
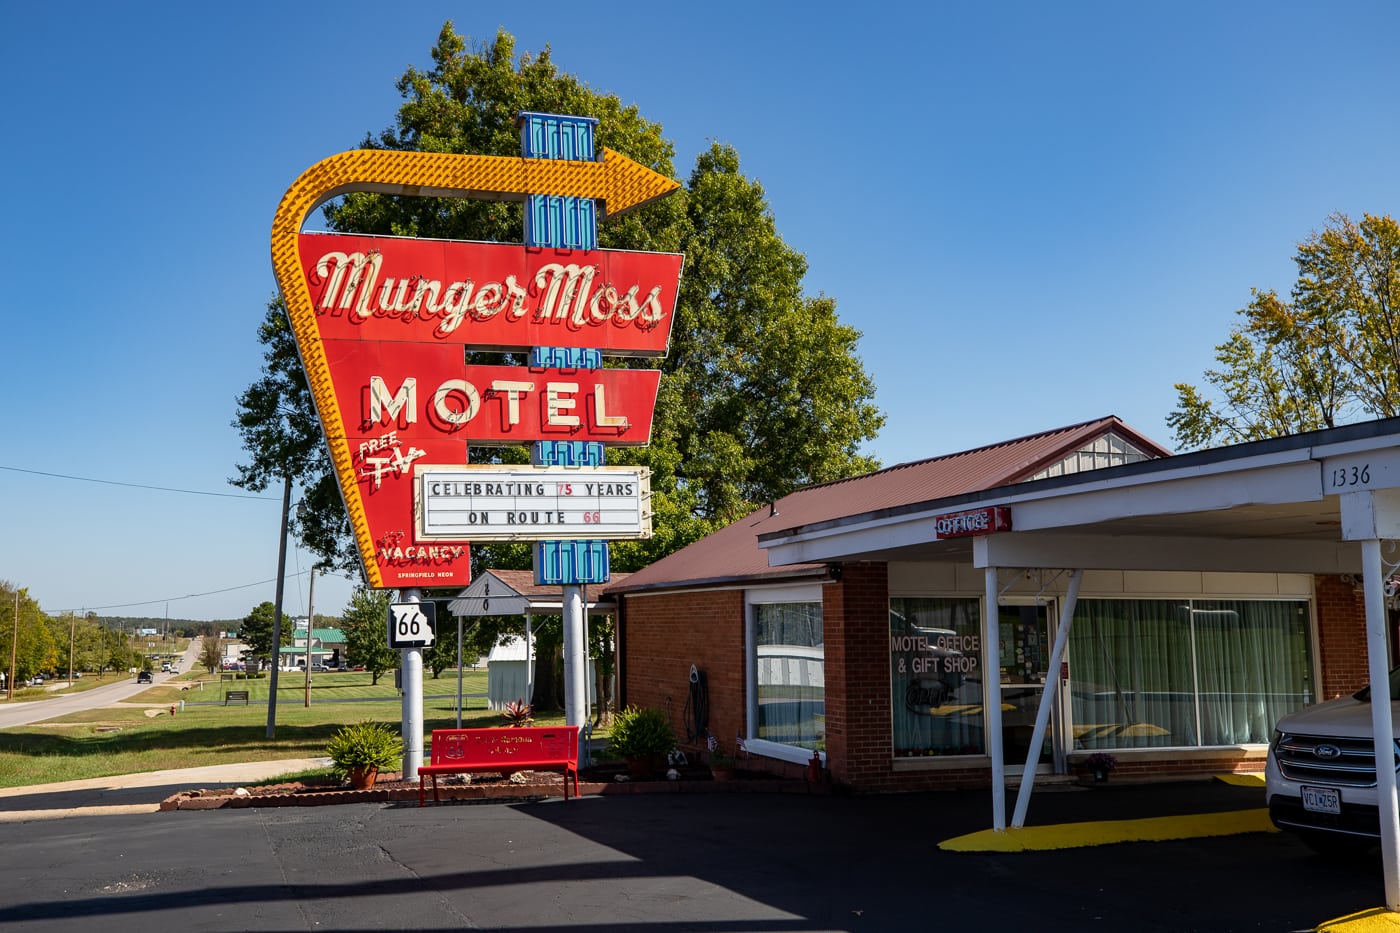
417, 465, 652, 541
270, 148, 681, 589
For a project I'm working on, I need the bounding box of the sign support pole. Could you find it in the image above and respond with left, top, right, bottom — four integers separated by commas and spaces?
521, 112, 608, 765
400, 588, 425, 780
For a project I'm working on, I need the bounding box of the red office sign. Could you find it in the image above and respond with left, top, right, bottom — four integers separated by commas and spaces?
931, 506, 1012, 539
298, 233, 683, 357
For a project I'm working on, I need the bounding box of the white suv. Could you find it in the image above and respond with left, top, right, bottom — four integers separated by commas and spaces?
1266, 669, 1400, 855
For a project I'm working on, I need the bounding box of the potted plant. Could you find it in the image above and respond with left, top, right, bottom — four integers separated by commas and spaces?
1083, 752, 1118, 783
706, 733, 736, 781
327, 719, 403, 789
608, 705, 675, 778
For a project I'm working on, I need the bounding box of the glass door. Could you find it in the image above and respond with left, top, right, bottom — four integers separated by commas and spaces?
997, 601, 1064, 772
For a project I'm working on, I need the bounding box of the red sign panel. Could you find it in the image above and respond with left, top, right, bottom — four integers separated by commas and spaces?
931, 506, 1012, 539
298, 233, 683, 357
323, 346, 658, 589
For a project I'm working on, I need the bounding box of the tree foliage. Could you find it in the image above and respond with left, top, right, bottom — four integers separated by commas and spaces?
1, 583, 53, 684
237, 22, 883, 581
1170, 212, 1400, 449
200, 635, 225, 674
238, 601, 291, 664
339, 587, 397, 685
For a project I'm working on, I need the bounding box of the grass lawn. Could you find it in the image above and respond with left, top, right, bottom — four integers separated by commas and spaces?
0, 669, 575, 788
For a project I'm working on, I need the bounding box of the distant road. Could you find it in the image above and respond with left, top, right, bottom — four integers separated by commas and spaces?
0, 638, 200, 730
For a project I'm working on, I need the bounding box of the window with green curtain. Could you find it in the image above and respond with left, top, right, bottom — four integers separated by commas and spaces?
889, 597, 984, 757
1069, 598, 1313, 751
1191, 600, 1313, 745
754, 602, 824, 750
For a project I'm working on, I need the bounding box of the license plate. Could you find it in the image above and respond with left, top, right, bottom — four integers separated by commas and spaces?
1302, 785, 1341, 815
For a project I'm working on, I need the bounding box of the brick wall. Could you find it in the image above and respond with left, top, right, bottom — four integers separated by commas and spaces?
1315, 574, 1370, 699
618, 589, 747, 757
823, 562, 891, 788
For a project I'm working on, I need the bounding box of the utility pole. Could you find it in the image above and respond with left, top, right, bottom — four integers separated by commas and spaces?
266, 475, 292, 739
8, 590, 17, 701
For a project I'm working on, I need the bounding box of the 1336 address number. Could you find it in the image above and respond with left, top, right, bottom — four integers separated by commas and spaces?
1328, 464, 1371, 490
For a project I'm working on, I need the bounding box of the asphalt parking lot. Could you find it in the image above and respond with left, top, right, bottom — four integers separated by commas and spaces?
0, 780, 1389, 932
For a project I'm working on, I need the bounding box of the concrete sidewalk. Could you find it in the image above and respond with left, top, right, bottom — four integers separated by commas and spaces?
0, 758, 331, 822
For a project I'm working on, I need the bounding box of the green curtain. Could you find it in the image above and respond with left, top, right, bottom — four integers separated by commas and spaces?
1192, 600, 1313, 745
1069, 600, 1197, 749
1068, 598, 1312, 751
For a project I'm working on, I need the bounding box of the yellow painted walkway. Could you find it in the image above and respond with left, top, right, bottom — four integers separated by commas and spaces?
939, 774, 1400, 931
939, 807, 1275, 852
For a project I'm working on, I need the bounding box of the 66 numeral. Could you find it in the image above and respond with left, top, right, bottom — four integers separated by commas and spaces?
1331, 464, 1371, 488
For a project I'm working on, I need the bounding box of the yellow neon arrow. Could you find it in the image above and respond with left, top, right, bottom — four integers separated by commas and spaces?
269, 147, 679, 589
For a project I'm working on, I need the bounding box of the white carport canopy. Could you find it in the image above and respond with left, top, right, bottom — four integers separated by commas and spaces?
758, 418, 1400, 911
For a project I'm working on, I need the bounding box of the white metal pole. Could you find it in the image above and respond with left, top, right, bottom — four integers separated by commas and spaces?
984, 566, 1006, 831
1013, 569, 1082, 828
456, 613, 464, 729
525, 612, 534, 704
563, 584, 587, 761
1362, 539, 1400, 910
400, 588, 425, 781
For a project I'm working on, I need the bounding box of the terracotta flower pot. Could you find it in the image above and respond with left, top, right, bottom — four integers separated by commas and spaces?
347, 765, 379, 790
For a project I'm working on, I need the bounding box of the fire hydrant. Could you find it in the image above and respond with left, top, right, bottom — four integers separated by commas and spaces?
169, 705, 177, 716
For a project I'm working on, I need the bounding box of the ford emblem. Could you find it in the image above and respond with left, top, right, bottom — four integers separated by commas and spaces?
1314, 744, 1343, 760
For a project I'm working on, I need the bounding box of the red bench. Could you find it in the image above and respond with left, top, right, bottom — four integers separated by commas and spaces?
419, 726, 580, 806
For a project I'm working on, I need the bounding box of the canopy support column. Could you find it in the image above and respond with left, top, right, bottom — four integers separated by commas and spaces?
1340, 489, 1400, 910
984, 566, 1006, 830
1362, 539, 1400, 910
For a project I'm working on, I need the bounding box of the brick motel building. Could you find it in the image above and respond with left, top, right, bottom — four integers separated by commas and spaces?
605, 415, 1400, 797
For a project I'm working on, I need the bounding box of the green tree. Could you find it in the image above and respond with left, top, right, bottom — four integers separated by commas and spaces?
1170, 212, 1400, 449
239, 22, 883, 579
339, 587, 397, 685
200, 635, 225, 674
1, 583, 51, 685
94, 623, 133, 678
239, 601, 291, 667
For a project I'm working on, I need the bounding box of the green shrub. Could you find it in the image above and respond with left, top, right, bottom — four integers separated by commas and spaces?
607, 706, 675, 759
326, 720, 403, 777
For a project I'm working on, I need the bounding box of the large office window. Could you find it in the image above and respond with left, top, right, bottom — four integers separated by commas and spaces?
754, 601, 824, 750
890, 597, 984, 757
1070, 598, 1313, 750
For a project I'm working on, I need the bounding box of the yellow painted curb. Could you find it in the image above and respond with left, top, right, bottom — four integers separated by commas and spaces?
1215, 773, 1266, 787
939, 808, 1276, 852
1317, 908, 1400, 931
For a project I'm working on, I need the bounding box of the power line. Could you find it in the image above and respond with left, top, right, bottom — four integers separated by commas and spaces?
0, 465, 277, 501
48, 569, 360, 615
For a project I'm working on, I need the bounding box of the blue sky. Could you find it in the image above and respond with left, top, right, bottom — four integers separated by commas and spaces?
3, 2, 1397, 622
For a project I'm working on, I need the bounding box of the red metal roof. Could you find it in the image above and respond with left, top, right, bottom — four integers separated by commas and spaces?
607, 416, 1170, 593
